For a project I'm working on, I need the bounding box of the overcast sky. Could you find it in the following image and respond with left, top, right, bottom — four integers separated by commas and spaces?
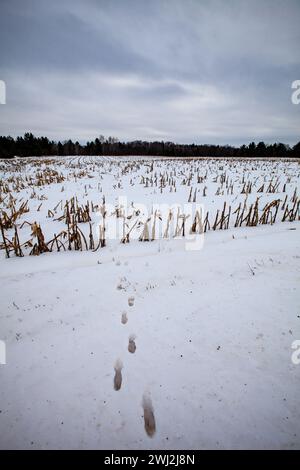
0, 0, 299, 145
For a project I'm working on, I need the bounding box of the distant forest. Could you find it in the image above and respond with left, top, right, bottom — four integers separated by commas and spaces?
0, 133, 299, 159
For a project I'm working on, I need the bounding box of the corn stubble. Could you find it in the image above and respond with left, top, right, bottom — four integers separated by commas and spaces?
0, 157, 299, 258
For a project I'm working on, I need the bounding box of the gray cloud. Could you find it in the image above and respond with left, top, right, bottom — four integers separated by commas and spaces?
0, 0, 299, 144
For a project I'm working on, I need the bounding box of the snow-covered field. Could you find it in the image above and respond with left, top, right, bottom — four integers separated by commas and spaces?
0, 155, 299, 449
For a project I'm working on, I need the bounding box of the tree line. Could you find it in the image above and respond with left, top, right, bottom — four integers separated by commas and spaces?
0, 133, 299, 159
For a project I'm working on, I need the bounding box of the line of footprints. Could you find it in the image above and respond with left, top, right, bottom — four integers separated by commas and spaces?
113, 293, 156, 438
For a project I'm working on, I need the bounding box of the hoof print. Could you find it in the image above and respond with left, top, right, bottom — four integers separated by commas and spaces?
121, 312, 128, 324
128, 296, 135, 307
142, 394, 156, 437
128, 335, 136, 354
114, 359, 123, 391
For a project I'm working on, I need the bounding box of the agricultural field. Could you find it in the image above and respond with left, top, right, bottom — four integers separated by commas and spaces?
0, 155, 300, 449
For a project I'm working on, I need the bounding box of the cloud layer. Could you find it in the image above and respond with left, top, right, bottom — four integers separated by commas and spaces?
0, 0, 299, 144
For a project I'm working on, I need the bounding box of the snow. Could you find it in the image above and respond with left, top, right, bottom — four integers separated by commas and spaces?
0, 156, 299, 449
